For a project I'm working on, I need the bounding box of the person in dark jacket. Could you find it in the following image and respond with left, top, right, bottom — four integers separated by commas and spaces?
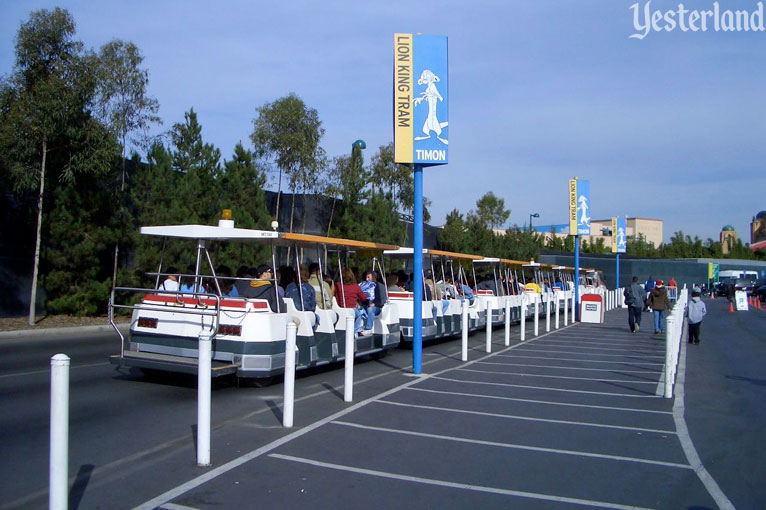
624, 276, 645, 333
647, 280, 672, 334
247, 265, 284, 313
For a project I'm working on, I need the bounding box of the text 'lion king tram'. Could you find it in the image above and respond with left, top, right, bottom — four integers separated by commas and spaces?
108, 213, 401, 382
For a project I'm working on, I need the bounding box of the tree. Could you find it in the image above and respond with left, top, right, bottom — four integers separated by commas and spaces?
92, 39, 161, 289
473, 191, 510, 230
0, 8, 117, 324
438, 209, 468, 253
170, 108, 222, 224
215, 142, 272, 264
251, 94, 326, 232
325, 152, 370, 237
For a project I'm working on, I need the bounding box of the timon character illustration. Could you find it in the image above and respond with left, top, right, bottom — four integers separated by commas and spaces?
578, 195, 590, 226
412, 69, 448, 145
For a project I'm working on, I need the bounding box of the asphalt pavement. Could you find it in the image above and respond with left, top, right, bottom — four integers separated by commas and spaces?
1, 299, 763, 509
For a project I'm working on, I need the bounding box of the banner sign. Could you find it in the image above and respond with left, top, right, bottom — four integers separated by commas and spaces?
569, 179, 591, 236
612, 216, 627, 254
708, 262, 719, 281
393, 33, 449, 166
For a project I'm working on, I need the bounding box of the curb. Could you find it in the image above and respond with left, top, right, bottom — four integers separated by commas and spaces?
0, 322, 130, 341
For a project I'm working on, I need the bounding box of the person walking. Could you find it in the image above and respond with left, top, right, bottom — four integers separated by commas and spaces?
647, 280, 672, 334
623, 276, 645, 333
687, 287, 707, 344
644, 275, 655, 310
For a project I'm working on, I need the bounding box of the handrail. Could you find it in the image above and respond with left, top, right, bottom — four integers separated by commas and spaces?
108, 287, 222, 359
664, 288, 689, 398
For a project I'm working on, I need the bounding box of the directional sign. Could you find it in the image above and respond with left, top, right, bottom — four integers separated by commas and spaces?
612, 216, 627, 254
569, 179, 591, 236
393, 33, 448, 166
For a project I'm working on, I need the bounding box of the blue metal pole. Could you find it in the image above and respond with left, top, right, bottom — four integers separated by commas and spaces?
574, 235, 580, 322
413, 164, 423, 374
616, 253, 620, 293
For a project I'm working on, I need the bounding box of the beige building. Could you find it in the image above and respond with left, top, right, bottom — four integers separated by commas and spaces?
588, 217, 663, 248
720, 225, 738, 254
533, 217, 664, 248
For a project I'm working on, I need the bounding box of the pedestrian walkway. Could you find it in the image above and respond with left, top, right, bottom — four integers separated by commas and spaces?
139, 308, 726, 510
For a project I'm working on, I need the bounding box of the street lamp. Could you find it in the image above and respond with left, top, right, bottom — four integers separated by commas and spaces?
351, 139, 366, 177
529, 213, 540, 232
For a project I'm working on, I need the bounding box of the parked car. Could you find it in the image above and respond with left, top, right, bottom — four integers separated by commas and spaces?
753, 280, 766, 301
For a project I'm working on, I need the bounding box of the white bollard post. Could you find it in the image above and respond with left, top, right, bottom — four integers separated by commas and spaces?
485, 300, 492, 353
504, 299, 511, 346
664, 316, 675, 398
555, 292, 560, 329
283, 322, 297, 427
520, 295, 526, 342
564, 292, 569, 326
50, 354, 70, 510
545, 292, 551, 332
197, 333, 212, 466
344, 315, 355, 402
533, 295, 539, 337
461, 299, 469, 361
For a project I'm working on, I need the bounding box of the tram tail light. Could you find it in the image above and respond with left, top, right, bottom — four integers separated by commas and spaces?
218, 324, 242, 336
137, 317, 158, 328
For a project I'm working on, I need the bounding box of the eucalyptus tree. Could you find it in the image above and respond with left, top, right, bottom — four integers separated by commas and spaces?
473, 191, 510, 230
251, 93, 325, 232
0, 8, 117, 324
92, 39, 161, 288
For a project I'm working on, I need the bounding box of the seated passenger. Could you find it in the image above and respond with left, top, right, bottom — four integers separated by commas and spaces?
180, 264, 205, 294
246, 265, 284, 313
387, 274, 401, 292
360, 270, 384, 334
234, 265, 254, 296
458, 281, 475, 305
334, 268, 368, 336
285, 265, 319, 327
215, 265, 238, 297
307, 263, 333, 310
159, 267, 179, 292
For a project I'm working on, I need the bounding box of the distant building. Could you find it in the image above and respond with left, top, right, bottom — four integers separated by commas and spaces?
505, 217, 664, 249
588, 217, 663, 248
720, 225, 737, 254
751, 210, 766, 244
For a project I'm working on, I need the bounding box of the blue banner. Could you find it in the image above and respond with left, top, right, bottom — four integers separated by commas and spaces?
394, 34, 448, 166
616, 216, 627, 253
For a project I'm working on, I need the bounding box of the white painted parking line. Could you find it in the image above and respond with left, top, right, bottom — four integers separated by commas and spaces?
406, 387, 673, 414
508, 348, 665, 359
495, 354, 664, 366
161, 503, 201, 510
269, 453, 656, 510
376, 400, 677, 434
674, 340, 735, 509
475, 361, 661, 374
332, 421, 690, 469
530, 343, 665, 354
457, 367, 660, 384
433, 376, 661, 397
0, 362, 110, 379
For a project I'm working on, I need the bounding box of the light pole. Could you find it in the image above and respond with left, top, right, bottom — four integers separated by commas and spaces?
529, 213, 540, 232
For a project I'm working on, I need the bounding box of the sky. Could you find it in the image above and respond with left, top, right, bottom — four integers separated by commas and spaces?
1, 0, 765, 244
